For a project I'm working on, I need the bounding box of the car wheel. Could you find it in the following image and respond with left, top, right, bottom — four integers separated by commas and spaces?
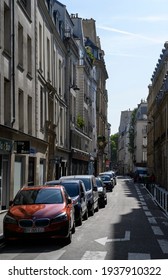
83, 209, 88, 220
95, 202, 99, 212
89, 204, 94, 216
72, 221, 76, 234
77, 212, 83, 226
64, 225, 72, 245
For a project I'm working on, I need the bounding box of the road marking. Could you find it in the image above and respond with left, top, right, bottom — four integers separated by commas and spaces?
157, 239, 168, 253
95, 231, 130, 246
34, 249, 66, 260
144, 211, 152, 216
142, 206, 149, 210
151, 226, 164, 236
81, 251, 107, 260
148, 217, 157, 224
128, 253, 151, 260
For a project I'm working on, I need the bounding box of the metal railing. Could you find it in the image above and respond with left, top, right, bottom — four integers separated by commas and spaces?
145, 183, 168, 215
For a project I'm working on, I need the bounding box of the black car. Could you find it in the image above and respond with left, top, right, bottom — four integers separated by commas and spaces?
45, 180, 88, 226
98, 174, 113, 192
95, 177, 107, 207
60, 175, 99, 216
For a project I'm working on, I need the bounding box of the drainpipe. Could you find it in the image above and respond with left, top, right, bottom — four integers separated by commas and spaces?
11, 0, 15, 127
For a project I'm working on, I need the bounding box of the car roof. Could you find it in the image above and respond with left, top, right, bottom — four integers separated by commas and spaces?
60, 175, 95, 179
21, 185, 64, 191
45, 179, 84, 184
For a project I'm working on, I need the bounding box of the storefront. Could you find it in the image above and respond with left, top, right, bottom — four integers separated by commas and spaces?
0, 138, 12, 210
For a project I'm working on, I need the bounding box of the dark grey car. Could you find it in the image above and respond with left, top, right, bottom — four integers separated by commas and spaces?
60, 175, 99, 216
45, 179, 88, 225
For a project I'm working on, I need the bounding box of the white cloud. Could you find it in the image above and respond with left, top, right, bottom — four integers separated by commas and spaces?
97, 25, 163, 43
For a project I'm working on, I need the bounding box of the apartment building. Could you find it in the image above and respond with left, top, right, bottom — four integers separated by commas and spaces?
0, 0, 109, 209
134, 101, 147, 168
147, 42, 168, 189
82, 18, 109, 174
118, 110, 132, 174
0, 0, 48, 210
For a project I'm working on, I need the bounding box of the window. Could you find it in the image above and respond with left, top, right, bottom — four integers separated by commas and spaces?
47, 38, 50, 81
4, 3, 11, 54
39, 23, 42, 70
59, 107, 64, 145
4, 79, 11, 126
18, 23, 23, 68
18, 89, 24, 131
59, 59, 62, 95
28, 96, 32, 134
27, 35, 32, 75
19, 0, 31, 18
40, 86, 45, 130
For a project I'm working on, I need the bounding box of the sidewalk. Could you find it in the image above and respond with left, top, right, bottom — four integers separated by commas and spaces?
0, 211, 7, 242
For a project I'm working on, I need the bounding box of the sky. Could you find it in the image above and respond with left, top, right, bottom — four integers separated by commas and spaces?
60, 0, 168, 134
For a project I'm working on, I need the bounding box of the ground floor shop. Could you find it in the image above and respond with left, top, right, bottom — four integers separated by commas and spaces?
0, 127, 48, 210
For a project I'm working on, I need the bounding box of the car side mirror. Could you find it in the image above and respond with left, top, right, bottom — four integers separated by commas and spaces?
67, 197, 72, 204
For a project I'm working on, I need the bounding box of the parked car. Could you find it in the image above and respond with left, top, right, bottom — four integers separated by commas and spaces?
99, 171, 116, 185
3, 185, 75, 244
45, 179, 88, 225
98, 174, 114, 192
95, 177, 107, 207
60, 175, 99, 216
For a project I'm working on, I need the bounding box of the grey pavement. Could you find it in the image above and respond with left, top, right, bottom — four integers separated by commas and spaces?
0, 211, 7, 242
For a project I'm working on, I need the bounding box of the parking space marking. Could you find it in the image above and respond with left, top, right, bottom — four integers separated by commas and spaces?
81, 251, 107, 260
128, 253, 151, 260
151, 226, 164, 236
157, 239, 168, 254
34, 249, 66, 260
144, 211, 152, 216
148, 217, 157, 224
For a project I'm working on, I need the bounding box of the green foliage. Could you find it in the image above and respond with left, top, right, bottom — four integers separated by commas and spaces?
77, 114, 85, 128
110, 133, 118, 164
85, 46, 95, 64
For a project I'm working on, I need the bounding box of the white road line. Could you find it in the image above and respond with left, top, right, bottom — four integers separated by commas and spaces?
81, 251, 107, 260
142, 206, 149, 210
0, 253, 21, 260
128, 253, 151, 260
151, 226, 164, 236
144, 211, 152, 216
148, 217, 157, 224
157, 239, 168, 253
34, 249, 66, 260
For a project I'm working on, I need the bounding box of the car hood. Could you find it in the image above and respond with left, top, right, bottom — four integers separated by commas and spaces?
8, 204, 65, 219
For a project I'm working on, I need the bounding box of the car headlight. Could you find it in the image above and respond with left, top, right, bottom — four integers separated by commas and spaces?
98, 187, 103, 192
51, 212, 68, 223
4, 214, 17, 225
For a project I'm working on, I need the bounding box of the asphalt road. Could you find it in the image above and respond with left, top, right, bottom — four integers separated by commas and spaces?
0, 176, 168, 260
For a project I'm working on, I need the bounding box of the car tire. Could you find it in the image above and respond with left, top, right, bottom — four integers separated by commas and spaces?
64, 225, 72, 245
72, 221, 76, 234
95, 202, 99, 212
77, 212, 83, 226
89, 204, 94, 216
83, 209, 88, 220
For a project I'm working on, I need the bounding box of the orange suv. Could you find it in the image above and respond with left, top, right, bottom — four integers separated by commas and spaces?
3, 185, 75, 244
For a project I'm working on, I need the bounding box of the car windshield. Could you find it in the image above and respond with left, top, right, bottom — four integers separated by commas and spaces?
96, 179, 103, 187
100, 175, 111, 181
61, 183, 79, 197
13, 188, 63, 205
77, 178, 90, 191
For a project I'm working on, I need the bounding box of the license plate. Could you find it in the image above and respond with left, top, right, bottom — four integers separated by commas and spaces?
24, 227, 44, 233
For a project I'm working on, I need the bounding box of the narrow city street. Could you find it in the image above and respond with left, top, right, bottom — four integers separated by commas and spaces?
0, 176, 168, 260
